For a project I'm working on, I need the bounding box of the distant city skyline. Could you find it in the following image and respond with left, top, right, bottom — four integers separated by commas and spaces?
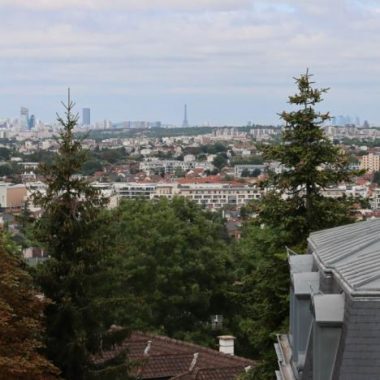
0, 1, 380, 125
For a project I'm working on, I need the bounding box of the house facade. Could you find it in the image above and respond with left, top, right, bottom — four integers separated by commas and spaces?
276, 219, 380, 380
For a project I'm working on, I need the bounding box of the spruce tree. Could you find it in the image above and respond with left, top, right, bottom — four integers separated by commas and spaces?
237, 72, 359, 379
0, 233, 59, 380
33, 92, 128, 380
261, 70, 357, 240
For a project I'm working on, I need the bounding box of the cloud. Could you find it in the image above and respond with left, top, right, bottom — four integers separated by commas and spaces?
0, 0, 380, 123
0, 0, 251, 12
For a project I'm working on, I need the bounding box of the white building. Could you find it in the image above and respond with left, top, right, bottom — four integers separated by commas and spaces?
139, 159, 213, 176
113, 181, 261, 210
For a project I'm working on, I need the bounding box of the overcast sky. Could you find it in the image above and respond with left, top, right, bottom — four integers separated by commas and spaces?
0, 0, 379, 125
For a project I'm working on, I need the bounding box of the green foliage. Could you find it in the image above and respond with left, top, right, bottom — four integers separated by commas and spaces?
182, 143, 227, 157
230, 225, 290, 356
0, 232, 60, 379
107, 197, 233, 346
0, 163, 13, 177
174, 166, 186, 178
262, 70, 359, 236
81, 159, 104, 176
373, 171, 380, 185
236, 72, 359, 379
231, 156, 264, 165
92, 147, 127, 164
0, 147, 11, 160
22, 150, 56, 164
213, 153, 228, 170
241, 168, 261, 178
32, 94, 129, 380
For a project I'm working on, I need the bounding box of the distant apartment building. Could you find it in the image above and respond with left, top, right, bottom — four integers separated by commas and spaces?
174, 183, 261, 210
114, 182, 156, 199
276, 219, 380, 380
112, 181, 261, 210
321, 185, 368, 199
139, 159, 213, 176
0, 182, 27, 209
370, 188, 380, 210
360, 153, 380, 173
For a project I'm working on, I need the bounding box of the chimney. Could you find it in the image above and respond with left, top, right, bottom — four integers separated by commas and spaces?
218, 335, 235, 355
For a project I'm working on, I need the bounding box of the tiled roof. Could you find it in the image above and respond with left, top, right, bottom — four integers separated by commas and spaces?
172, 366, 248, 380
139, 354, 194, 378
93, 331, 255, 380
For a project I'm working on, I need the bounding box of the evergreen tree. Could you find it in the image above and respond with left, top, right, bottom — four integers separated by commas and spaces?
0, 233, 59, 380
261, 70, 358, 240
237, 72, 359, 379
33, 92, 129, 380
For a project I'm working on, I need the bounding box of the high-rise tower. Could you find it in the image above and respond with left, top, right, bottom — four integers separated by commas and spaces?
28, 114, 36, 130
182, 104, 189, 128
20, 107, 29, 129
82, 108, 91, 126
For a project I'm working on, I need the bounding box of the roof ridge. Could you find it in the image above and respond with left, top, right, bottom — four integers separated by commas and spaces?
132, 331, 254, 364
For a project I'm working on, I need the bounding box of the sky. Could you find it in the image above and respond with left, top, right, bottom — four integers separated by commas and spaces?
0, 0, 380, 126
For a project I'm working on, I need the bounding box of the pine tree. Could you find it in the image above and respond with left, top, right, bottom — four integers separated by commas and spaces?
237, 72, 359, 379
33, 92, 128, 380
261, 70, 358, 240
0, 233, 60, 380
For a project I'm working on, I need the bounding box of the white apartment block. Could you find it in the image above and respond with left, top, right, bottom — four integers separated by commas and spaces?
113, 181, 261, 210
174, 183, 261, 210
321, 185, 368, 199
360, 153, 380, 173
139, 159, 214, 175
113, 182, 156, 199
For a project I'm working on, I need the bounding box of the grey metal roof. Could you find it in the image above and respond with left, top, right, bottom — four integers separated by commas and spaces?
308, 219, 380, 293
313, 294, 344, 323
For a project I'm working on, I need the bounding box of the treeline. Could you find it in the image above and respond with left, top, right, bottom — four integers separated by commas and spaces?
0, 73, 359, 380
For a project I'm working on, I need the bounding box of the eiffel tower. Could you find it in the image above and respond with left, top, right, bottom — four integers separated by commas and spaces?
182, 104, 189, 127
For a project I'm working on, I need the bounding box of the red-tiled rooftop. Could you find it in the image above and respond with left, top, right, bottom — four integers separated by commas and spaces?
173, 366, 250, 380
93, 331, 255, 380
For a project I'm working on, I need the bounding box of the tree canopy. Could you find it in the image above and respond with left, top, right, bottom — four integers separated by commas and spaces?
106, 197, 233, 346
239, 71, 358, 379
0, 233, 59, 380
32, 93, 129, 380
261, 70, 358, 238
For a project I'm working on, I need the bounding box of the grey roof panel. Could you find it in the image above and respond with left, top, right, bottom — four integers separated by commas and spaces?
289, 255, 314, 274
313, 294, 344, 323
292, 272, 320, 296
308, 219, 380, 293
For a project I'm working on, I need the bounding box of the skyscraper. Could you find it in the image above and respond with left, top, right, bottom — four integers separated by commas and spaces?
82, 108, 91, 126
20, 107, 29, 129
182, 104, 189, 128
28, 114, 36, 130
